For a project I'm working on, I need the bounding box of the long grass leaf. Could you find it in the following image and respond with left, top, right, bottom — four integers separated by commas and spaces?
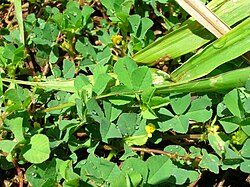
2, 78, 75, 93
155, 67, 250, 93
13, 0, 25, 44
3, 66, 250, 96
132, 0, 250, 65
170, 17, 250, 83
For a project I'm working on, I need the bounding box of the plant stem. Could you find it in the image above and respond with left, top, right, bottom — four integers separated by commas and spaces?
106, 149, 116, 161
12, 158, 23, 187
163, 134, 204, 140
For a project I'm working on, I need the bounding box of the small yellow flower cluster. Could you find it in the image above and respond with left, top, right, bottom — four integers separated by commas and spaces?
207, 125, 220, 134
145, 123, 156, 138
111, 35, 123, 45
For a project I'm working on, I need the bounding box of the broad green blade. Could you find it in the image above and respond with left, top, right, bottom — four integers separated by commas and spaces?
155, 67, 250, 93
175, 0, 230, 38
132, 0, 250, 65
13, 0, 25, 44
170, 17, 250, 83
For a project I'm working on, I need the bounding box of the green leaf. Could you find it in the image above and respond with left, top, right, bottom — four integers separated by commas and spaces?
96, 47, 111, 65
146, 155, 173, 185
93, 73, 112, 95
222, 147, 243, 170
49, 45, 59, 64
103, 101, 122, 121
23, 134, 51, 164
5, 117, 25, 142
0, 140, 18, 155
63, 59, 75, 79
25, 159, 57, 187
86, 98, 104, 121
241, 118, 250, 136
240, 158, 250, 173
172, 115, 189, 133
80, 154, 126, 185
199, 149, 220, 174
0, 74, 3, 96
117, 113, 137, 136
164, 145, 186, 157
3, 43, 15, 60
245, 79, 250, 92
74, 74, 91, 92
219, 116, 241, 133
125, 170, 142, 187
122, 157, 148, 184
243, 97, 250, 113
100, 118, 122, 143
139, 17, 153, 39
128, 14, 141, 34
186, 95, 212, 122
124, 134, 148, 146
141, 87, 155, 104
114, 56, 137, 89
108, 85, 135, 105
208, 133, 228, 157
120, 144, 137, 160
156, 108, 175, 132
168, 167, 190, 185
149, 96, 170, 109
75, 37, 96, 58
82, 5, 94, 25
241, 139, 250, 158
223, 89, 243, 118
132, 66, 152, 91
170, 93, 191, 115
141, 107, 158, 119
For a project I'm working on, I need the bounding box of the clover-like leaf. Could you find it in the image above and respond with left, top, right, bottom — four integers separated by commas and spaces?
199, 149, 220, 174
146, 155, 173, 185
23, 134, 51, 164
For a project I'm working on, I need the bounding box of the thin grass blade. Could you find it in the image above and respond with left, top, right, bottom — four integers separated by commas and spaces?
13, 0, 25, 44
2, 78, 75, 93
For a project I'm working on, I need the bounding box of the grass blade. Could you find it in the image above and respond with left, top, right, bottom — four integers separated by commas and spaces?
2, 78, 75, 93
175, 0, 230, 38
3, 66, 250, 96
13, 0, 25, 44
155, 67, 250, 93
132, 0, 250, 65
170, 17, 250, 83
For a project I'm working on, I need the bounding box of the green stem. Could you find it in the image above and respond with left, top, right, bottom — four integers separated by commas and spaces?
106, 149, 116, 161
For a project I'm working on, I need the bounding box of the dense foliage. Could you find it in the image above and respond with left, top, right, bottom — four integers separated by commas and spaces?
0, 0, 250, 186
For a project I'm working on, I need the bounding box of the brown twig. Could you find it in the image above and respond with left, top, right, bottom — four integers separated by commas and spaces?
131, 147, 174, 158
217, 170, 230, 187
103, 144, 187, 160
189, 172, 202, 187
12, 158, 23, 187
246, 175, 250, 184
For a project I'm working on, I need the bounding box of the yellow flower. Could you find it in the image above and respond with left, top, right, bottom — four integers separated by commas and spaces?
207, 125, 220, 134
111, 35, 123, 45
145, 123, 156, 138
